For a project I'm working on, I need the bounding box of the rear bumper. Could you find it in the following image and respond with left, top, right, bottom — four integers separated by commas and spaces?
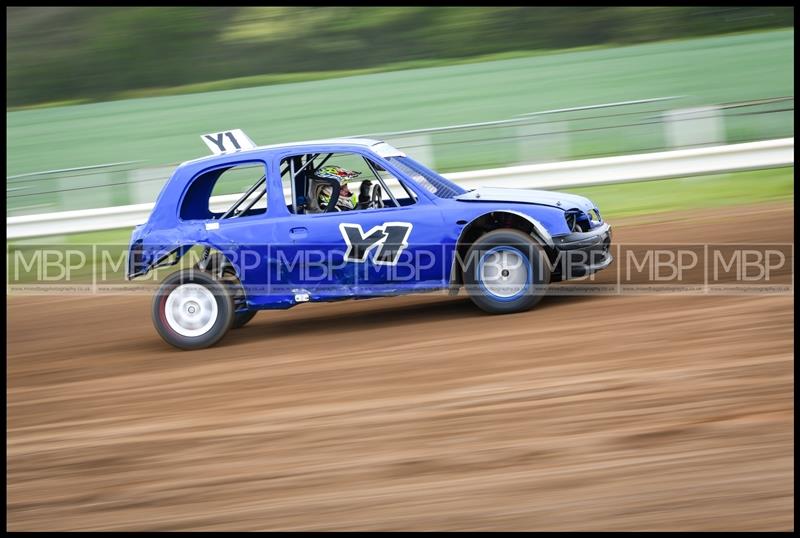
550, 222, 613, 281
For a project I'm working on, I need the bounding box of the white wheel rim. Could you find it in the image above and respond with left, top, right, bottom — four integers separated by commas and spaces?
164, 283, 219, 337
479, 248, 531, 299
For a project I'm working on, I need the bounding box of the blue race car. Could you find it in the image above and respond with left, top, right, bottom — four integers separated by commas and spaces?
128, 130, 612, 349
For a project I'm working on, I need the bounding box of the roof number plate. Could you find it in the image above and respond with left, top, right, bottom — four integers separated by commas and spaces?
201, 129, 256, 155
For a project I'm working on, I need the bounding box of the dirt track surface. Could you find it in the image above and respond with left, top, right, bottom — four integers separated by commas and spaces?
7, 203, 794, 531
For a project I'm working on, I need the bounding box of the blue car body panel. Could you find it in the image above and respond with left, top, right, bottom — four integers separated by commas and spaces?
128, 139, 611, 310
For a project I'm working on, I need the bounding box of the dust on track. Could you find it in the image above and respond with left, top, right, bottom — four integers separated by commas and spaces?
7, 203, 794, 531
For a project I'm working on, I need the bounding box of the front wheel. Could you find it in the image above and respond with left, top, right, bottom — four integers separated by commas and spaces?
463, 229, 550, 314
152, 269, 235, 350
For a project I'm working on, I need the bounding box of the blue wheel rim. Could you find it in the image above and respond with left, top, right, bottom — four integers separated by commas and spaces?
477, 246, 532, 302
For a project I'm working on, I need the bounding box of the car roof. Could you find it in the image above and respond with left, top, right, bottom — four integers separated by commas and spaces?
179, 137, 394, 168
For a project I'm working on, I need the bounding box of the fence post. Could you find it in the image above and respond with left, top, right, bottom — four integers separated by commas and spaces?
663, 106, 724, 148
517, 119, 570, 164
59, 170, 113, 212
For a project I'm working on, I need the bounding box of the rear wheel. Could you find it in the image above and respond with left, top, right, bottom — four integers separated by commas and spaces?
463, 229, 550, 314
152, 269, 235, 350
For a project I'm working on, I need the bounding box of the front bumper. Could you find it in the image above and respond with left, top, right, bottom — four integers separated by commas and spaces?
550, 222, 613, 281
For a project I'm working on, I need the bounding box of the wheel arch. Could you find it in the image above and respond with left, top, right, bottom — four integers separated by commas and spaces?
172, 242, 252, 312
450, 210, 555, 287
131, 240, 243, 280
192, 245, 252, 313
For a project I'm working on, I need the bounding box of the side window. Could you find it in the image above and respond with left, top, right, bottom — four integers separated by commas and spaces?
281, 151, 417, 214
180, 162, 267, 220
368, 159, 418, 206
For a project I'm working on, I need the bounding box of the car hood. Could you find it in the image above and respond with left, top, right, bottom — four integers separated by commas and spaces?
455, 187, 597, 212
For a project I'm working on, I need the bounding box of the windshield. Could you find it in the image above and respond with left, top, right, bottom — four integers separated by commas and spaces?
386, 156, 467, 199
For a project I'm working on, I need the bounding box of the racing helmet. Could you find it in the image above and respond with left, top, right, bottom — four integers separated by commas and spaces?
314, 165, 362, 183
315, 165, 361, 210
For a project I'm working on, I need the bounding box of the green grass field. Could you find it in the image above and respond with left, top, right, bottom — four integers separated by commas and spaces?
7, 29, 793, 179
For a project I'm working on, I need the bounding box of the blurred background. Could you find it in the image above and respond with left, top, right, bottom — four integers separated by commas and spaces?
5, 7, 794, 220
6, 7, 795, 532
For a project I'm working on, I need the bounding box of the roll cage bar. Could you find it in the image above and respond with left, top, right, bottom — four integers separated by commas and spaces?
214, 149, 404, 222
286, 152, 402, 215
217, 152, 322, 220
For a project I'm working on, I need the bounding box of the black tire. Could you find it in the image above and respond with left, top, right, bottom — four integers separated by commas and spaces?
232, 310, 257, 329
463, 229, 550, 314
195, 253, 254, 329
152, 268, 235, 350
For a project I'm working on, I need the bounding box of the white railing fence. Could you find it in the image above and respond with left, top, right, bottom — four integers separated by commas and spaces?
7, 137, 793, 239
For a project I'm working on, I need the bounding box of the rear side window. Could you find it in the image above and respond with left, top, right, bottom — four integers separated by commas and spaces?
180, 162, 268, 220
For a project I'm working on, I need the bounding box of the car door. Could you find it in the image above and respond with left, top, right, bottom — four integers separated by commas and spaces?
269, 150, 449, 300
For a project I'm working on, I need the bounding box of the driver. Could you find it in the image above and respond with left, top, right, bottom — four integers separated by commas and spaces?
315, 165, 362, 211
